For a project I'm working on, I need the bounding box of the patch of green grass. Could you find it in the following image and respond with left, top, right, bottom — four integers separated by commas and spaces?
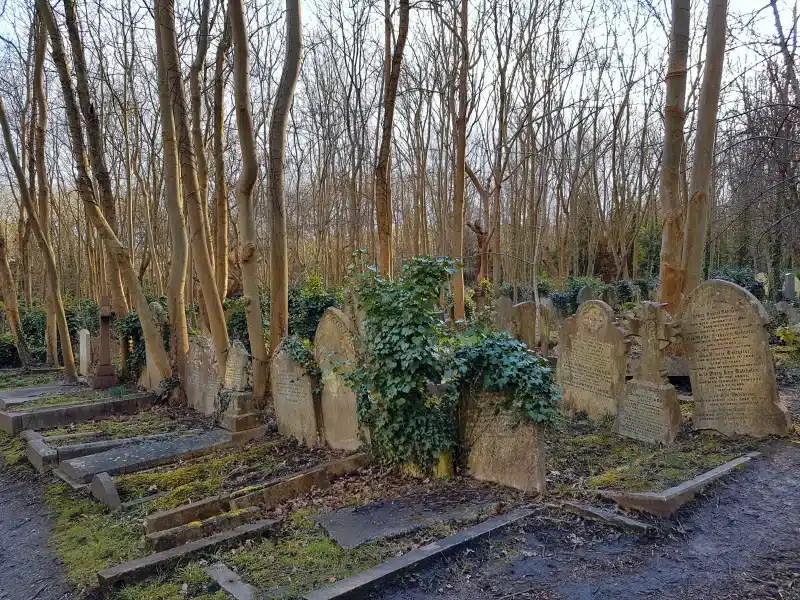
46, 410, 192, 439
226, 510, 454, 598
0, 370, 55, 389
17, 392, 101, 412
45, 483, 144, 589
0, 430, 28, 469
113, 565, 227, 600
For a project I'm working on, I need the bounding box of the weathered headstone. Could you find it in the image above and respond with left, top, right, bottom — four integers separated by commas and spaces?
682, 279, 790, 437
776, 301, 800, 325
783, 272, 796, 301
314, 308, 360, 450
493, 296, 515, 332
92, 296, 118, 389
224, 341, 251, 391
78, 329, 91, 377
220, 391, 261, 432
576, 285, 596, 306
602, 286, 619, 310
615, 302, 682, 444
91, 472, 121, 509
513, 302, 552, 354
271, 347, 320, 447
461, 390, 546, 493
186, 335, 221, 415
556, 300, 629, 418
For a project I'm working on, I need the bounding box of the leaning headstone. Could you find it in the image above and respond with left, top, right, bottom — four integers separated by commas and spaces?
91, 472, 121, 509
78, 329, 91, 377
783, 273, 796, 301
576, 285, 596, 306
224, 341, 251, 391
556, 300, 629, 418
92, 296, 118, 389
314, 308, 360, 450
615, 302, 681, 444
271, 347, 320, 447
682, 280, 790, 437
461, 390, 546, 493
186, 335, 220, 415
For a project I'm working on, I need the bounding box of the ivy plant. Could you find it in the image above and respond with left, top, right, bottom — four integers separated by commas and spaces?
278, 336, 321, 391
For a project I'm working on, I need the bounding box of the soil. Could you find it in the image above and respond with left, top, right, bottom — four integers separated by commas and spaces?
0, 468, 72, 600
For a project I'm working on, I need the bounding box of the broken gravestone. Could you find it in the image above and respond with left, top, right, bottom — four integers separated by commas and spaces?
186, 335, 220, 415
314, 308, 361, 450
513, 301, 553, 354
220, 391, 261, 433
556, 300, 629, 418
224, 341, 251, 391
78, 329, 91, 377
615, 302, 682, 445
461, 390, 546, 493
90, 472, 121, 509
271, 346, 320, 447
682, 280, 790, 437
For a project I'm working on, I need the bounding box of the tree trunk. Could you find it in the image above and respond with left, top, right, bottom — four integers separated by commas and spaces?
451, 0, 468, 323
229, 0, 269, 401
374, 0, 410, 278
657, 0, 690, 314
0, 97, 76, 381
158, 0, 229, 376
680, 0, 728, 297
0, 236, 32, 368
268, 0, 302, 350
213, 17, 231, 302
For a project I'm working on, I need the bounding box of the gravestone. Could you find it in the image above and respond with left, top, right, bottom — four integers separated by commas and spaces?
461, 390, 546, 493
776, 301, 800, 325
224, 341, 251, 391
682, 279, 790, 437
513, 302, 552, 354
78, 329, 91, 377
92, 296, 118, 389
186, 335, 220, 415
314, 308, 360, 450
602, 286, 619, 310
783, 273, 798, 301
271, 347, 320, 447
556, 300, 629, 418
615, 302, 681, 444
493, 296, 515, 332
576, 285, 596, 306
220, 391, 261, 432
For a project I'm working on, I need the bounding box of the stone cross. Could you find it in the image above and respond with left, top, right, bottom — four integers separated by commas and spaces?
92, 296, 118, 389
627, 302, 679, 384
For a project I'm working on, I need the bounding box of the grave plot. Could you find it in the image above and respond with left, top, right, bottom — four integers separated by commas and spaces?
0, 368, 60, 391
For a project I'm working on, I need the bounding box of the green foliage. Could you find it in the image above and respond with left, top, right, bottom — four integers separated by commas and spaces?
636, 221, 662, 278
223, 292, 270, 352
776, 326, 800, 357
278, 336, 321, 385
551, 276, 604, 316
497, 274, 553, 302
117, 300, 170, 378
613, 280, 635, 305
633, 278, 656, 300
70, 298, 100, 335
348, 256, 460, 469
0, 332, 20, 368
288, 275, 340, 341
711, 265, 765, 300
454, 331, 559, 424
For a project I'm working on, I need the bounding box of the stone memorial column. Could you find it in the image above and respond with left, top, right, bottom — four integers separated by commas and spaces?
92, 296, 118, 389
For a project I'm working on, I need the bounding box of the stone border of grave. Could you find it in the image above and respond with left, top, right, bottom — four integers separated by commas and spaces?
600, 451, 761, 517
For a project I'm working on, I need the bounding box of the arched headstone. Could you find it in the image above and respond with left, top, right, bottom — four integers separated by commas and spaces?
314, 308, 360, 450
271, 347, 319, 447
682, 280, 790, 437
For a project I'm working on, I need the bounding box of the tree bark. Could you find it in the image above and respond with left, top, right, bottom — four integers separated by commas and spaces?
213, 17, 231, 302
0, 236, 32, 368
451, 0, 468, 324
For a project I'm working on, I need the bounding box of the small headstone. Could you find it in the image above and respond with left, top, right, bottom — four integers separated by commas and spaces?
314, 308, 361, 450
220, 391, 261, 432
783, 273, 796, 301
78, 329, 91, 377
461, 390, 546, 493
615, 302, 681, 444
602, 286, 619, 310
576, 285, 596, 306
271, 348, 320, 447
776, 300, 800, 325
513, 302, 552, 354
682, 280, 790, 437
90, 472, 121, 509
556, 300, 629, 418
186, 335, 221, 415
92, 296, 118, 389
224, 341, 251, 391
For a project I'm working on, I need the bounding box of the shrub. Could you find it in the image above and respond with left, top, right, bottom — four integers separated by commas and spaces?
0, 332, 20, 368
710, 265, 765, 300
116, 300, 170, 378
223, 293, 270, 353
288, 275, 340, 342
613, 280, 635, 305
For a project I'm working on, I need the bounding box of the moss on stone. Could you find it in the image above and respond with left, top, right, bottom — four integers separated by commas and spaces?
0, 431, 27, 469
0, 370, 55, 390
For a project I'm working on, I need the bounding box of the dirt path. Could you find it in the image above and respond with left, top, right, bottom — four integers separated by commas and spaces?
0, 468, 72, 600
376, 440, 800, 600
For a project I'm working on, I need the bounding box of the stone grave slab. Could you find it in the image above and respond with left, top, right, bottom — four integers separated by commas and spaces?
186, 335, 220, 415
615, 302, 682, 445
0, 383, 89, 410
224, 341, 251, 391
79, 329, 91, 376
682, 280, 790, 437
314, 308, 361, 450
461, 390, 546, 493
556, 300, 629, 418
314, 490, 497, 549
59, 429, 233, 483
271, 346, 320, 447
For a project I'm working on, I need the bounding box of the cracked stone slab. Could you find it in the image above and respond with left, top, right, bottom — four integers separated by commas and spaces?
314, 491, 499, 549
59, 429, 233, 483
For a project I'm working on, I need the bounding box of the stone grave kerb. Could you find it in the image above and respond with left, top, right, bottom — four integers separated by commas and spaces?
92, 296, 118, 389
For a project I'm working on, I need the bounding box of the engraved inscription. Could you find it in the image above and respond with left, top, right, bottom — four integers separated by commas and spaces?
563, 337, 613, 398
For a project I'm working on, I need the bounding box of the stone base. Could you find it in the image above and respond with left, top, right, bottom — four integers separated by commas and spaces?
219, 390, 262, 433
92, 365, 118, 390
615, 380, 681, 445
221, 412, 262, 432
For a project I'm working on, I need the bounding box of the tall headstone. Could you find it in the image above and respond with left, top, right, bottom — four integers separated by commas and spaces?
615, 302, 681, 444
461, 391, 546, 493
78, 329, 91, 377
314, 308, 360, 450
682, 280, 790, 437
783, 272, 796, 301
186, 335, 220, 415
92, 296, 118, 389
556, 300, 629, 418
224, 341, 251, 391
271, 347, 320, 447
513, 302, 552, 354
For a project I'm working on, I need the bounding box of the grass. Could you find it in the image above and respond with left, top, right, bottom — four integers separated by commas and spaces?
112, 565, 227, 600
0, 370, 55, 390
16, 392, 101, 412
0, 430, 28, 470
115, 442, 281, 512
545, 412, 760, 495
225, 509, 456, 598
45, 408, 200, 440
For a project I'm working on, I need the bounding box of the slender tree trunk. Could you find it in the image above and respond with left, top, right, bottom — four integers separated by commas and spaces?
0, 236, 31, 368
158, 0, 230, 374
229, 0, 269, 400
657, 0, 690, 314
451, 0, 468, 323
680, 0, 728, 297
269, 0, 302, 350
213, 17, 231, 302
